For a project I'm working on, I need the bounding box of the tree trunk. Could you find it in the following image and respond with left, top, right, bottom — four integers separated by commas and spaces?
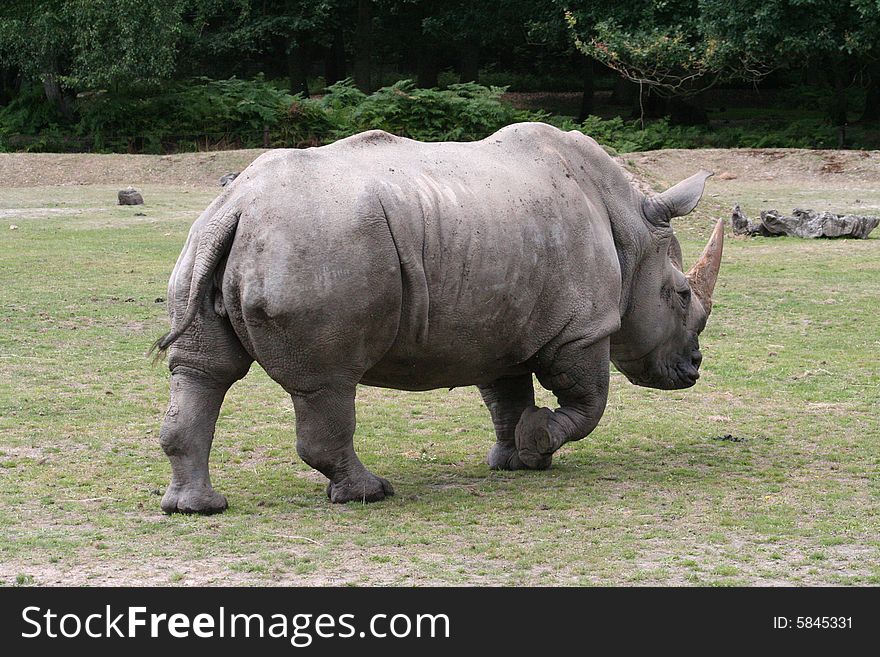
859, 66, 880, 124
353, 0, 372, 93
576, 59, 594, 122
669, 96, 708, 126
324, 28, 346, 85
417, 42, 440, 89
288, 43, 310, 98
458, 39, 480, 84
829, 60, 848, 127
634, 86, 667, 120
42, 74, 74, 121
0, 66, 14, 106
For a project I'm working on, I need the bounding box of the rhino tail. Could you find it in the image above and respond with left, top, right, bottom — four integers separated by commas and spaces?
149, 205, 242, 361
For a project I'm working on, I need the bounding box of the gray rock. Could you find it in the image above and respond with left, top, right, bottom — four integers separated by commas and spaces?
731, 205, 878, 239
731, 205, 768, 236
219, 172, 239, 187
118, 187, 144, 205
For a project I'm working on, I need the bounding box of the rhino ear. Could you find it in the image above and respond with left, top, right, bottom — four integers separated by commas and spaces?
643, 170, 714, 227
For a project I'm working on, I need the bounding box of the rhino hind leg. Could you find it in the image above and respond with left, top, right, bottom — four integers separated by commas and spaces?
516, 337, 611, 469
291, 384, 394, 504
159, 297, 253, 514
160, 369, 234, 513
478, 374, 538, 470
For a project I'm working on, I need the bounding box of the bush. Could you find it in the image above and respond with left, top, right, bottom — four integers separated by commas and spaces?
0, 84, 69, 137
76, 75, 297, 152
552, 115, 875, 152
4, 74, 878, 153
2, 76, 544, 152
273, 97, 339, 147
332, 79, 535, 141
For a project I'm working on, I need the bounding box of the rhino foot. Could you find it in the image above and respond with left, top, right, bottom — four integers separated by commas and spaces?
487, 441, 552, 470
514, 406, 556, 470
326, 472, 394, 504
161, 484, 228, 515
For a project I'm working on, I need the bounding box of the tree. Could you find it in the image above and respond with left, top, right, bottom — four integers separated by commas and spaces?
565, 0, 880, 125
526, 1, 598, 119
0, 0, 184, 117
698, 0, 880, 126
564, 1, 729, 98
0, 1, 77, 118
179, 0, 342, 96
353, 0, 373, 92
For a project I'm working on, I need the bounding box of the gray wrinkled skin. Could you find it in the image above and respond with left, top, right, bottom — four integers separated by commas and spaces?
154, 122, 722, 513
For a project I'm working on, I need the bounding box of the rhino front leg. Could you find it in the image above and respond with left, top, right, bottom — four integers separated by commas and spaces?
515, 336, 611, 469
291, 384, 394, 504
478, 374, 536, 470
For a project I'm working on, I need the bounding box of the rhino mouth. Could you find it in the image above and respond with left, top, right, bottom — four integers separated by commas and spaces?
615, 344, 702, 390
674, 360, 701, 387
665, 344, 703, 389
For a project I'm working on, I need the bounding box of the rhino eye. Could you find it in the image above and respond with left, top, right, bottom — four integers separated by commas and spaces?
676, 287, 691, 308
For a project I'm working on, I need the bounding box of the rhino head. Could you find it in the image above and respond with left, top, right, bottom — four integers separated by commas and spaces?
610, 170, 723, 390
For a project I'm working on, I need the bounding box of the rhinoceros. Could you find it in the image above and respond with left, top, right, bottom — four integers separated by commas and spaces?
153, 122, 723, 514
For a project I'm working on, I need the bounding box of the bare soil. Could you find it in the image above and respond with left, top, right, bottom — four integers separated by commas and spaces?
4, 145, 879, 200
0, 150, 267, 188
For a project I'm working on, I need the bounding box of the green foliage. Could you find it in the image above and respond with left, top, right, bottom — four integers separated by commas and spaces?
553, 114, 872, 152
18, 77, 539, 152
5, 73, 878, 154
331, 80, 533, 141
0, 84, 66, 135
274, 96, 338, 147
65, 0, 184, 88
0, 0, 184, 88
0, 84, 74, 152
75, 75, 297, 152
0, 1, 70, 82
564, 1, 717, 94
566, 0, 880, 95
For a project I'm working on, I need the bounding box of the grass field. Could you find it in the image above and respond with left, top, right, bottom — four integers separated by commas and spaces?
0, 148, 878, 586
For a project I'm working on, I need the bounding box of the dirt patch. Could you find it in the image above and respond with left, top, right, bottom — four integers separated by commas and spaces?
0, 150, 268, 189
3, 145, 880, 194
626, 148, 880, 188
0, 207, 107, 218
5, 147, 879, 207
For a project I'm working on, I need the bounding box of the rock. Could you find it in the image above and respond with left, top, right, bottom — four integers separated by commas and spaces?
731, 205, 773, 236
219, 172, 239, 187
118, 187, 144, 205
711, 434, 745, 442
717, 171, 738, 180
9, 224, 18, 230
731, 205, 879, 239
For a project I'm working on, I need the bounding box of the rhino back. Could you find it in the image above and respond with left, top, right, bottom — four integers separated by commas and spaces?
224, 124, 623, 390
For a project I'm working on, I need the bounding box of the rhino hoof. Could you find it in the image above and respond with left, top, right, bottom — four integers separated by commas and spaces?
161, 485, 228, 515
515, 406, 556, 470
488, 441, 534, 470
327, 472, 394, 504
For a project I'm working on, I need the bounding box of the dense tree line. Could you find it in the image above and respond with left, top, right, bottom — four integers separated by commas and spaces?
0, 0, 878, 139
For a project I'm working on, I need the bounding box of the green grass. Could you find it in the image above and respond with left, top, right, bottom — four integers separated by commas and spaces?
0, 157, 878, 586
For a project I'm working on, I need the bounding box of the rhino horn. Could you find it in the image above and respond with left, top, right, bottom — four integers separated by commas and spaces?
686, 219, 724, 314
643, 170, 714, 227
